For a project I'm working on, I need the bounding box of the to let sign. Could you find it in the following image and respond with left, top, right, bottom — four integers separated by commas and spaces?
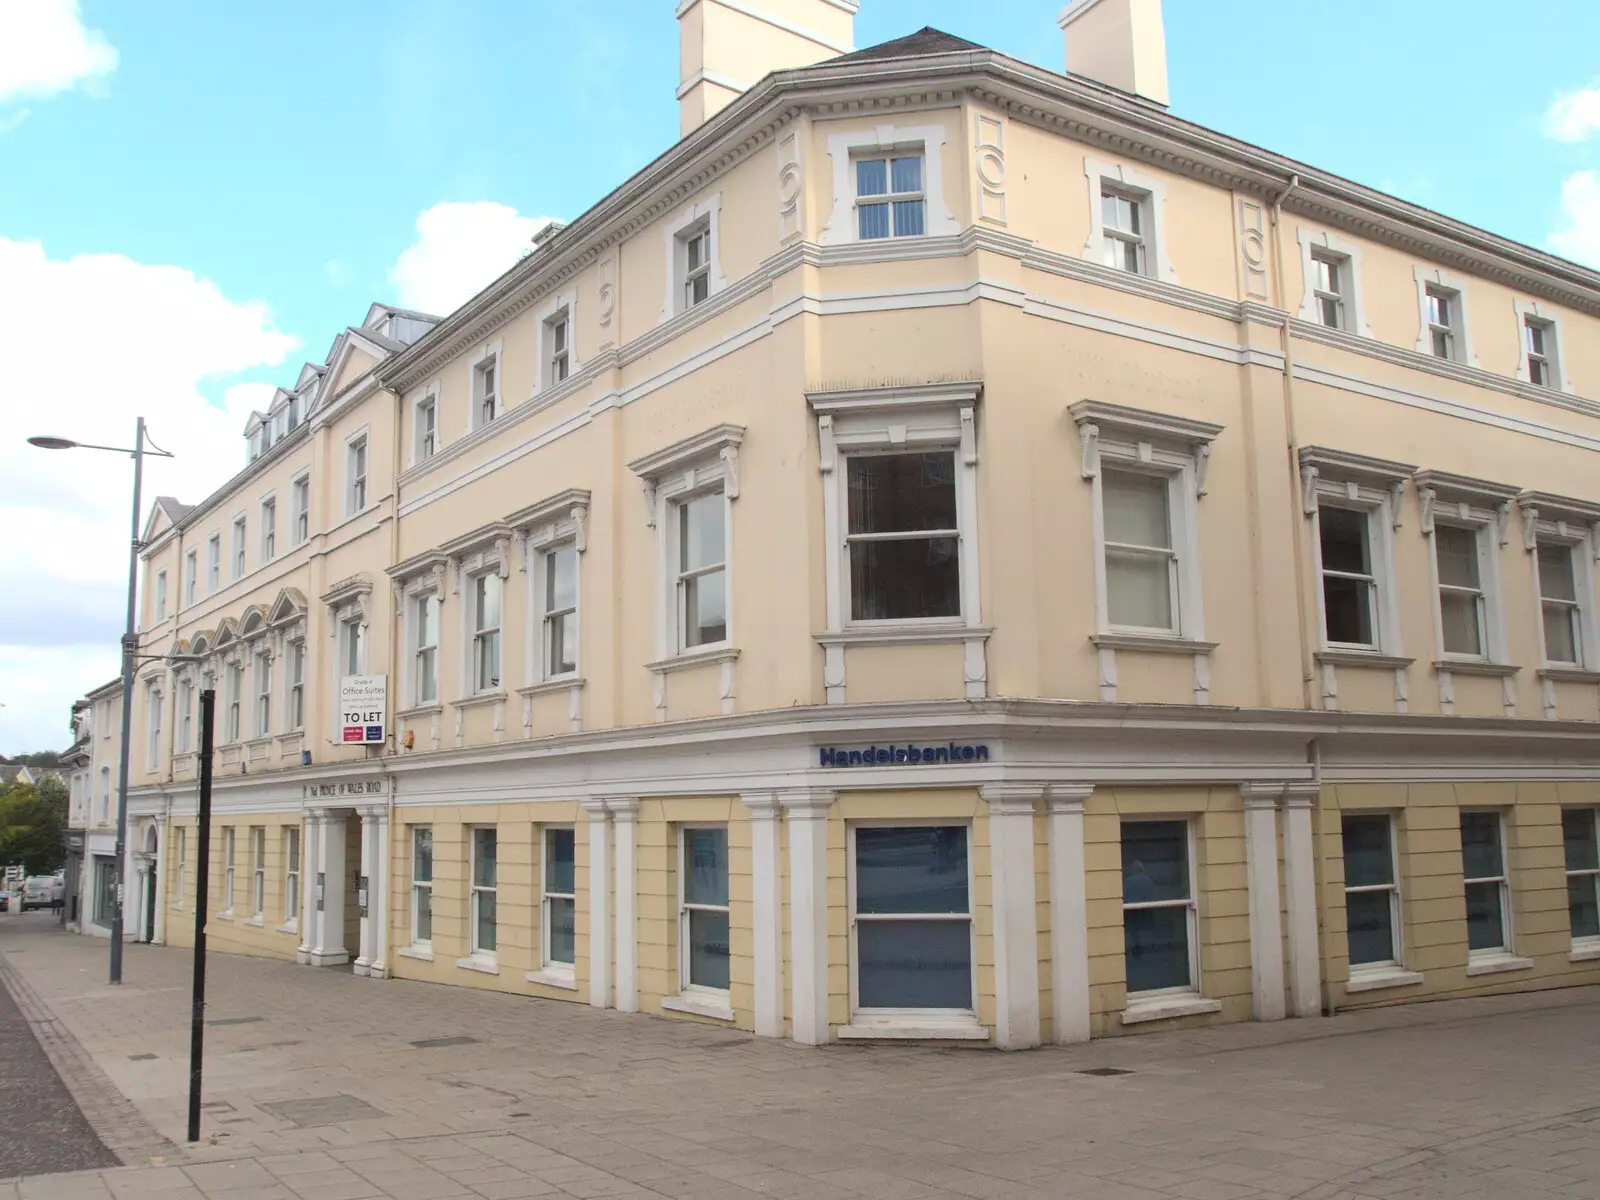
339, 675, 387, 744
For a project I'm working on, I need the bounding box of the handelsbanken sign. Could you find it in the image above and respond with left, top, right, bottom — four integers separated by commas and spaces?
819, 742, 990, 767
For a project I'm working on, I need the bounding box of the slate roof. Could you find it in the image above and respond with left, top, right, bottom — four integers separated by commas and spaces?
154, 496, 193, 523
831, 27, 985, 66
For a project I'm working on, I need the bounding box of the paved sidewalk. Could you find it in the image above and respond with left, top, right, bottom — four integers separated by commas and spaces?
4, 915, 1600, 1200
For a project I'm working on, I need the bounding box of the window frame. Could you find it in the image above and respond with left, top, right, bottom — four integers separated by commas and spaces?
286, 639, 305, 730
1083, 158, 1175, 283
224, 661, 242, 743
670, 488, 730, 655
470, 345, 501, 430
1296, 229, 1370, 336
1536, 538, 1586, 668
155, 569, 168, 622
1341, 812, 1404, 972
469, 570, 503, 694
1417, 472, 1517, 670
468, 826, 497, 958
173, 826, 186, 910
852, 151, 927, 241
222, 826, 236, 915
1513, 298, 1570, 393
661, 195, 725, 319
231, 515, 247, 580
846, 820, 977, 1022
1460, 810, 1513, 959
206, 534, 221, 593
260, 495, 276, 562
1519, 495, 1600, 675
820, 123, 956, 247
283, 826, 300, 925
412, 387, 439, 466
144, 680, 163, 769
411, 825, 433, 947
176, 677, 193, 754
539, 542, 580, 681
840, 449, 964, 628
291, 474, 310, 545
252, 647, 271, 738
510, 491, 589, 691
1098, 183, 1149, 276
676, 824, 731, 1000
185, 550, 198, 606
1413, 267, 1475, 366
413, 592, 439, 705
541, 825, 576, 972
249, 825, 265, 918
1119, 817, 1202, 1002
1562, 808, 1600, 951
345, 431, 369, 515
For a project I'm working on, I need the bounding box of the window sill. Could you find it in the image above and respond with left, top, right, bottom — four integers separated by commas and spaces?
1539, 667, 1600, 684
525, 965, 577, 990
453, 691, 507, 711
455, 953, 499, 975
1091, 633, 1219, 656
1568, 942, 1600, 963
838, 1012, 989, 1041
1433, 659, 1520, 678
214, 912, 234, 923
661, 990, 734, 1021
1466, 952, 1534, 977
1346, 966, 1425, 993
645, 646, 740, 674
395, 702, 443, 720
1316, 649, 1416, 670
275, 920, 298, 935
1119, 993, 1222, 1025
815, 625, 992, 648
244, 915, 264, 928
397, 944, 434, 963
516, 676, 585, 699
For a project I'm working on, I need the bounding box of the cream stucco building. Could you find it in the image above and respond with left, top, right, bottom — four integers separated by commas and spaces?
108, 0, 1600, 1048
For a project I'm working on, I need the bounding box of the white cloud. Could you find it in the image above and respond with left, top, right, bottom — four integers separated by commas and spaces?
1549, 170, 1600, 267
388, 201, 556, 316
1545, 82, 1600, 143
0, 0, 118, 105
0, 237, 298, 754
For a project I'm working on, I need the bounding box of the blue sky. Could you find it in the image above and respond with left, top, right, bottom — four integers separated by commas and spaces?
2, 0, 1598, 753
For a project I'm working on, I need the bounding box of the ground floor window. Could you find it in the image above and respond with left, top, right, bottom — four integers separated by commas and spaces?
93, 858, 116, 926
1461, 812, 1510, 955
411, 826, 432, 945
680, 827, 729, 992
470, 827, 497, 955
1342, 814, 1400, 967
851, 825, 972, 1011
1121, 820, 1197, 996
1562, 809, 1600, 945
542, 828, 575, 967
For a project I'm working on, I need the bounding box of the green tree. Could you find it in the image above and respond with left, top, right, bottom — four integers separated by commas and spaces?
0, 778, 68, 876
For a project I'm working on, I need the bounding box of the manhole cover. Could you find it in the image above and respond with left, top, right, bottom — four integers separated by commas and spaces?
128, 1053, 157, 1061
208, 1016, 264, 1027
260, 1094, 387, 1128
410, 1035, 479, 1048
1078, 1067, 1134, 1077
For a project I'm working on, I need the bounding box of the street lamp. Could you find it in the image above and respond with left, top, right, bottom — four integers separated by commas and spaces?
30, 419, 174, 985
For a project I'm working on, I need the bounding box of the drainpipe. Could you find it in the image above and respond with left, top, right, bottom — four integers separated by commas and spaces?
1269, 174, 1317, 711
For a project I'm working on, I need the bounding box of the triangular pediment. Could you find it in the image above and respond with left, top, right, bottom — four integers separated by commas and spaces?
267, 587, 308, 624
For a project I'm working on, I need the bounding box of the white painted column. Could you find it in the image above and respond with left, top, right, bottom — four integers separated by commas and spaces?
152, 818, 168, 944
370, 807, 390, 980
981, 784, 1043, 1050
782, 789, 833, 1046
609, 798, 639, 1013
582, 800, 611, 1009
741, 793, 783, 1038
296, 811, 320, 965
354, 808, 377, 975
1241, 785, 1287, 1022
310, 811, 349, 967
1048, 785, 1093, 1044
1282, 785, 1322, 1018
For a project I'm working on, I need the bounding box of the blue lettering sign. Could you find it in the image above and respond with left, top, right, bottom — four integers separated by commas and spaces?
817, 741, 991, 768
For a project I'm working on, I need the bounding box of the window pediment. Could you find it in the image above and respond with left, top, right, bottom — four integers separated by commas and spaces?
508, 487, 591, 553
628, 424, 744, 526
1299, 447, 1416, 523
442, 523, 512, 581
1517, 491, 1600, 553
1415, 470, 1518, 542
1071, 400, 1222, 496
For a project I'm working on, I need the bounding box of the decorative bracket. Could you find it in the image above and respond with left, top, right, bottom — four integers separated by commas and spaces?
1419, 487, 1436, 534
1495, 503, 1511, 548
721, 446, 740, 500
642, 479, 658, 529
959, 404, 977, 467
1195, 444, 1212, 499
1078, 422, 1099, 480
1300, 465, 1319, 516
1521, 504, 1540, 552
1389, 481, 1405, 529
817, 414, 836, 474
571, 504, 589, 552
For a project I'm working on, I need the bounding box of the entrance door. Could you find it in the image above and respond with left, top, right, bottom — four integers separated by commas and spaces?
144, 869, 157, 942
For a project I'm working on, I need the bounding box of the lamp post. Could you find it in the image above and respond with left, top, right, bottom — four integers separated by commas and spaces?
29, 419, 174, 984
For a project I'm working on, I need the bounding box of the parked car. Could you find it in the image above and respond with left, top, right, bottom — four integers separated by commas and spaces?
0, 890, 10, 912
19, 877, 55, 912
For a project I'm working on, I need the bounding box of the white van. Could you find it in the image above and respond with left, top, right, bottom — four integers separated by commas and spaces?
20, 877, 55, 912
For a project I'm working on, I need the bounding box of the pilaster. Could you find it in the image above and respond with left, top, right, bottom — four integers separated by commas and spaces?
1239, 783, 1287, 1022
1047, 784, 1093, 1044
308, 810, 349, 967
981, 784, 1044, 1050
606, 798, 640, 1013
780, 788, 833, 1046
741, 793, 783, 1039
581, 799, 611, 1009
296, 811, 320, 964
1282, 783, 1322, 1018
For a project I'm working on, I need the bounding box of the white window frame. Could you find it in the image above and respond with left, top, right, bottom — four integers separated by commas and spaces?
155, 569, 168, 622
1296, 228, 1371, 336
1074, 401, 1218, 643
1300, 448, 1413, 659
1562, 808, 1600, 952
222, 826, 236, 915
282, 826, 300, 927
176, 677, 193, 754
538, 542, 580, 681
469, 571, 502, 694
508, 491, 589, 694
286, 639, 305, 730
676, 824, 731, 1003
1460, 810, 1514, 960
469, 343, 501, 430
413, 592, 440, 705
660, 195, 726, 320
411, 385, 440, 466
411, 825, 433, 948
1417, 473, 1515, 671
1083, 158, 1176, 284
537, 290, 579, 392
173, 826, 186, 910
821, 124, 957, 247
441, 528, 510, 702
468, 826, 497, 959
540, 826, 576, 972
1341, 812, 1404, 973
224, 661, 242, 743
249, 825, 265, 918
851, 150, 927, 241
846, 820, 978, 1029
231, 515, 247, 580
291, 474, 310, 545
629, 426, 743, 664
206, 534, 221, 593
1120, 817, 1202, 1003
253, 647, 271, 738
1512, 298, 1571, 393
185, 550, 197, 606
144, 680, 162, 769
260, 495, 276, 561
345, 431, 369, 515
1519, 495, 1600, 677
340, 615, 366, 680
670, 489, 729, 656
1413, 266, 1476, 366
